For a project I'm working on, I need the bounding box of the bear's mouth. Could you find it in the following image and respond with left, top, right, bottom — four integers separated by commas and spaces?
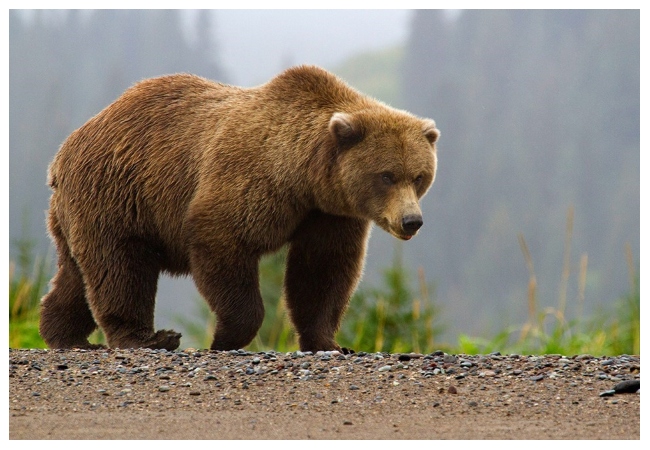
376, 218, 416, 241
387, 224, 417, 241
394, 231, 415, 241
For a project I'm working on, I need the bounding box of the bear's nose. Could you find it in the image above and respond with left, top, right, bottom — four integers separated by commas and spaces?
401, 214, 423, 235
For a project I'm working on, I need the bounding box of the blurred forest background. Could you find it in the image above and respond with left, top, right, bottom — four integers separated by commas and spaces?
9, 9, 639, 348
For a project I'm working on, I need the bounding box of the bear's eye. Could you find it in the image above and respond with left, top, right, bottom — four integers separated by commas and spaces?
414, 175, 423, 186
381, 172, 396, 186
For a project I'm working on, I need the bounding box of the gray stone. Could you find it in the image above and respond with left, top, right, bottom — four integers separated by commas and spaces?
613, 379, 640, 393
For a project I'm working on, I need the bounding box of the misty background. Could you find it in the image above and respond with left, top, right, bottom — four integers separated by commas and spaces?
9, 10, 639, 346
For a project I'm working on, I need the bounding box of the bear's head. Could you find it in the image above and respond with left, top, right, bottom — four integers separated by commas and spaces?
327, 108, 439, 240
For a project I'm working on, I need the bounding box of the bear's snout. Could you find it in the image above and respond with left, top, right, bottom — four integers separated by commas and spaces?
401, 214, 423, 236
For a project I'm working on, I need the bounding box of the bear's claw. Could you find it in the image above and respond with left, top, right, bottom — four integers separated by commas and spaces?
143, 329, 182, 351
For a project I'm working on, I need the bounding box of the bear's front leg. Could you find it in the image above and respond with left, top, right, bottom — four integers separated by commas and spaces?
284, 212, 370, 352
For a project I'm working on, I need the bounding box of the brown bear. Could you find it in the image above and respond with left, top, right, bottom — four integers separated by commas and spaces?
39, 65, 439, 352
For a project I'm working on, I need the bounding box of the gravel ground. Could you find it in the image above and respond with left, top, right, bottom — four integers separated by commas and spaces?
9, 348, 640, 440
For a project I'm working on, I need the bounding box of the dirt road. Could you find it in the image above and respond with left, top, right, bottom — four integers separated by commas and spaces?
9, 348, 640, 439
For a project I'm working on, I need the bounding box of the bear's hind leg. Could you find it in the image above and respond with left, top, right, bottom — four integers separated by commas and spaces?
40, 214, 101, 349
284, 213, 370, 352
82, 240, 181, 350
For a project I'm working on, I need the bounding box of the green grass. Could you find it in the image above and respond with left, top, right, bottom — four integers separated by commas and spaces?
176, 244, 445, 353
9, 237, 49, 348
456, 210, 640, 356
8, 237, 106, 349
337, 244, 444, 354
10, 226, 639, 356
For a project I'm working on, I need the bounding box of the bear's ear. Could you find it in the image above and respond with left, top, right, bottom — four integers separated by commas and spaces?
329, 112, 364, 147
422, 120, 440, 146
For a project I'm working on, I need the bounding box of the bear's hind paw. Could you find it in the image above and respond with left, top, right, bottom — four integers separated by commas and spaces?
144, 329, 182, 351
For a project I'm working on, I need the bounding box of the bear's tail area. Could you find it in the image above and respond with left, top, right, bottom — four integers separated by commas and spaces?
47, 159, 59, 189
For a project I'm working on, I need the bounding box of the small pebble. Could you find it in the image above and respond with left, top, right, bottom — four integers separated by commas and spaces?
443, 354, 457, 364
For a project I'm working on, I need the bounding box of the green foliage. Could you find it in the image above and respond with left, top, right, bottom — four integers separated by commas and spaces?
587, 272, 640, 356
174, 223, 640, 356
8, 235, 105, 349
9, 237, 49, 348
456, 279, 640, 357
456, 219, 640, 356
10, 239, 639, 356
177, 245, 443, 354
338, 245, 445, 353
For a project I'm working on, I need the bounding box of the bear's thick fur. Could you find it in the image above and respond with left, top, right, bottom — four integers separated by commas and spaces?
40, 65, 439, 352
